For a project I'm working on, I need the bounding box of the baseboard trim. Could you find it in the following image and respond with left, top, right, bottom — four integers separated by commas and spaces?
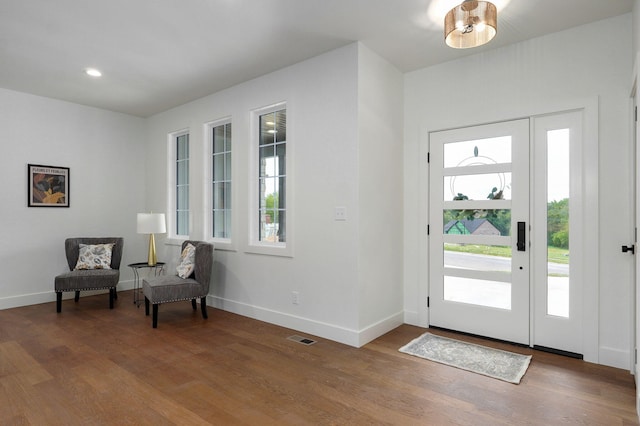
357, 312, 404, 347
403, 310, 419, 326
0, 291, 57, 310
599, 346, 631, 370
0, 280, 134, 310
208, 295, 403, 348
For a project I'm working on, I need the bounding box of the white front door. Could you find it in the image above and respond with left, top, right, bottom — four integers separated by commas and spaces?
429, 119, 530, 344
428, 112, 586, 354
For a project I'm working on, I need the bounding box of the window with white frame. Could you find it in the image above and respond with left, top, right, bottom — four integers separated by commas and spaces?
174, 132, 189, 237
211, 121, 232, 240
258, 107, 287, 244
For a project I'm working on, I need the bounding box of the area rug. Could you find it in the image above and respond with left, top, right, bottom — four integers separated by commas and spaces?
399, 332, 531, 384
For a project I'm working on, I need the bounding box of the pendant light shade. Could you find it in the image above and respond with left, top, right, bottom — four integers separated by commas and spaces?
445, 0, 497, 49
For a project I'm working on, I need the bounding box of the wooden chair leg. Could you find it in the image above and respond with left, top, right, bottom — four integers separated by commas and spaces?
144, 297, 150, 316
201, 297, 208, 319
56, 292, 62, 313
152, 304, 158, 328
109, 288, 115, 309
74, 291, 80, 302
191, 299, 197, 310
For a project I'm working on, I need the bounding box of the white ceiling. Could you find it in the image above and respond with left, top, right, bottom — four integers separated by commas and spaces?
0, 0, 633, 117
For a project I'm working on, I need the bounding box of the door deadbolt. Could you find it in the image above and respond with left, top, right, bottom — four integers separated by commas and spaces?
622, 245, 635, 254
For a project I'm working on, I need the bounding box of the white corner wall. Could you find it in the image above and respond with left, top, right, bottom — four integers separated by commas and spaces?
404, 14, 633, 369
356, 44, 405, 344
146, 43, 403, 347
0, 88, 147, 309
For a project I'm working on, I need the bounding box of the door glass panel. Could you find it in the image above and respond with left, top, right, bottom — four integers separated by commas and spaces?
444, 244, 511, 272
443, 209, 511, 236
445, 173, 512, 201
443, 241, 512, 309
547, 129, 570, 317
444, 276, 511, 310
441, 134, 515, 312
444, 136, 511, 168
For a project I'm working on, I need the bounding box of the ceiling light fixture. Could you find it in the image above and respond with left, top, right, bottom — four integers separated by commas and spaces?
444, 0, 497, 49
84, 68, 102, 77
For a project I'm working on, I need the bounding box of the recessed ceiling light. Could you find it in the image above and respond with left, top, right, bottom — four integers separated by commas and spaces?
84, 68, 102, 77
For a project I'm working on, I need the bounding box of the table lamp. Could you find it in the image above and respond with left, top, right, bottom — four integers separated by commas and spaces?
137, 213, 166, 266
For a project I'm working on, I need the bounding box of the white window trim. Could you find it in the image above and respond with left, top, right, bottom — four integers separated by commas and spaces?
246, 101, 294, 257
205, 117, 235, 251
167, 128, 190, 243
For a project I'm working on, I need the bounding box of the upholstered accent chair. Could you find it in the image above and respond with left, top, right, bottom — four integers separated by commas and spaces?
54, 237, 124, 313
143, 240, 213, 328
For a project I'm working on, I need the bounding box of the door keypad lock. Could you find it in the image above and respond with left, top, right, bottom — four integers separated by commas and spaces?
517, 222, 526, 252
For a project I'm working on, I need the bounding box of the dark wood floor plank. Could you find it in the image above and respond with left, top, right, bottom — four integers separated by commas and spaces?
0, 291, 637, 425
0, 341, 54, 386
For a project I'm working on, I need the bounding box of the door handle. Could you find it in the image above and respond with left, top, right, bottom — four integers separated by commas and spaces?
517, 221, 526, 252
622, 245, 635, 254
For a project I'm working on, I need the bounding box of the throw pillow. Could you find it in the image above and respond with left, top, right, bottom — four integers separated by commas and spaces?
74, 243, 115, 270
176, 243, 196, 279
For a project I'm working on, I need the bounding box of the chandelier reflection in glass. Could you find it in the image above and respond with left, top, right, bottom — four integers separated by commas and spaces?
450, 145, 506, 202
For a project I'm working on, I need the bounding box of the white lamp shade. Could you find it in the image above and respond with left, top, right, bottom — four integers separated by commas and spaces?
137, 213, 167, 234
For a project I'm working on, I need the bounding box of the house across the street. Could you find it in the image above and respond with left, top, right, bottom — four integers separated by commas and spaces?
444, 219, 500, 236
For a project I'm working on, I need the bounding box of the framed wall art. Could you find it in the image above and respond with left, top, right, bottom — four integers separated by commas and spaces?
28, 164, 70, 207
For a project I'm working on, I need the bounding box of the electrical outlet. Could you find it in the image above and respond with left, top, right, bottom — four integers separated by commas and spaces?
334, 206, 347, 221
292, 291, 300, 305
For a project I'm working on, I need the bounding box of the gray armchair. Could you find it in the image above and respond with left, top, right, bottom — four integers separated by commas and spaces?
143, 240, 213, 328
54, 237, 124, 312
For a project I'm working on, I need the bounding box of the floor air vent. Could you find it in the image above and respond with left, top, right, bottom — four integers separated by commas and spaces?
287, 335, 316, 345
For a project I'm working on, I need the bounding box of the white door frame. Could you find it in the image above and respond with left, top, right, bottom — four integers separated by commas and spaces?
418, 98, 599, 362
630, 60, 640, 413
531, 110, 584, 355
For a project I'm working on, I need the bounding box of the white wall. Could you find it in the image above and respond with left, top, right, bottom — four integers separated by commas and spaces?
146, 43, 404, 347
357, 45, 405, 343
0, 88, 147, 309
404, 14, 634, 368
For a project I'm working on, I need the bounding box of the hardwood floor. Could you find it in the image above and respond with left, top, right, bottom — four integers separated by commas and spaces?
0, 291, 637, 425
